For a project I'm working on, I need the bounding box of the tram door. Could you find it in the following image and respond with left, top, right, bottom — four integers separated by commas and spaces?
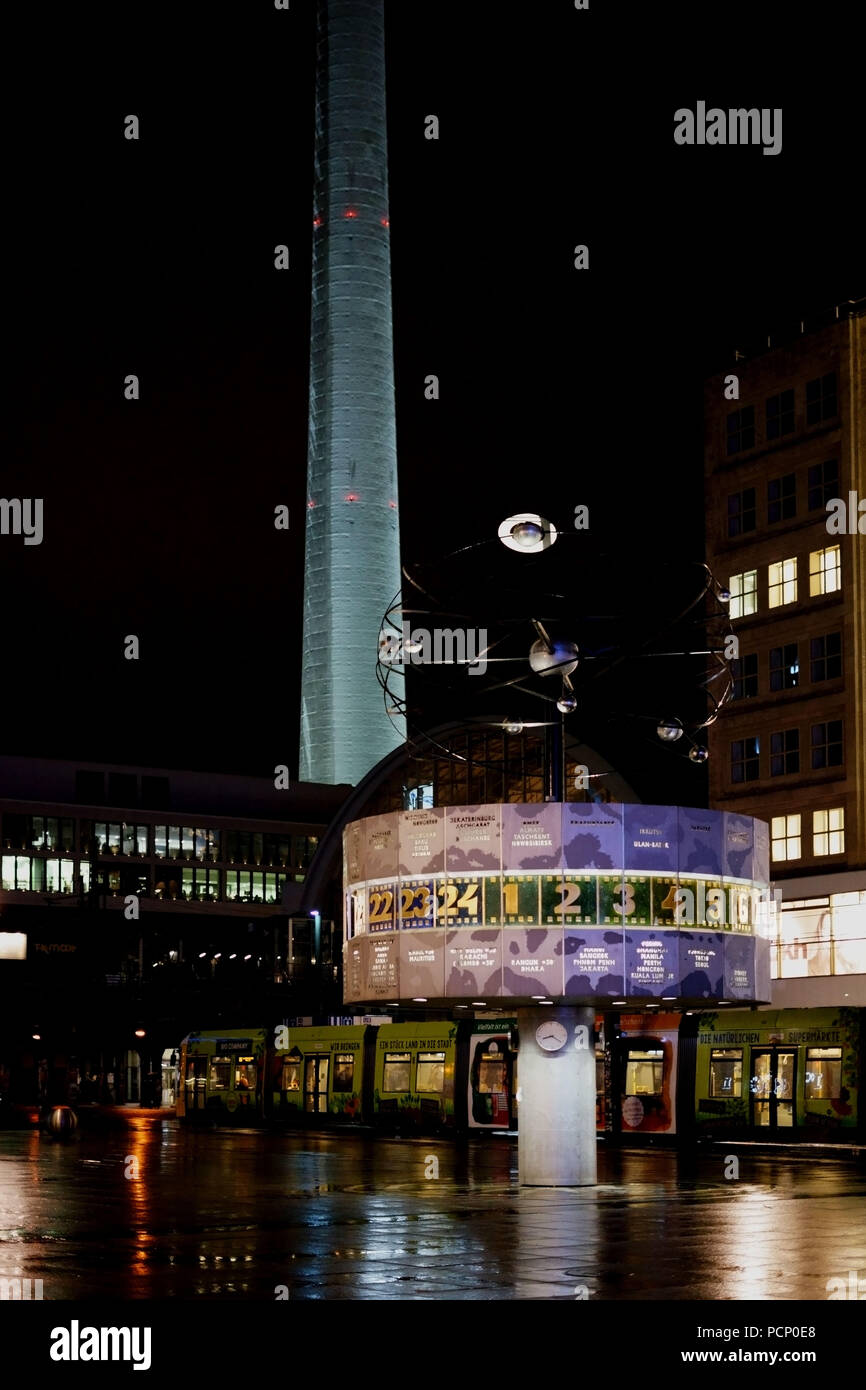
750, 1049, 795, 1128
469, 1037, 512, 1126
304, 1055, 329, 1114
185, 1056, 207, 1112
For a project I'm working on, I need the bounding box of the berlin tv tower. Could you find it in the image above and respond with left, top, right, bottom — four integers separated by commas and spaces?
299, 0, 405, 784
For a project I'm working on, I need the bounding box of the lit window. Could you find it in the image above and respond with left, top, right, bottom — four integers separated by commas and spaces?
478, 1050, 507, 1094
416, 1051, 446, 1093
625, 1049, 663, 1096
771, 814, 801, 862
768, 557, 797, 607
382, 1052, 411, 1093
813, 807, 845, 857
729, 570, 757, 619
709, 1049, 742, 1097
209, 1057, 231, 1090
281, 1060, 300, 1092
809, 545, 841, 596
805, 1047, 842, 1100
770, 729, 800, 777
811, 720, 843, 770
829, 891, 866, 975
731, 737, 760, 783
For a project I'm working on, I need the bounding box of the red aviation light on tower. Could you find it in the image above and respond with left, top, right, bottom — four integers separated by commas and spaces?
313, 216, 322, 228
345, 492, 360, 502
380, 217, 389, 227
344, 208, 358, 219
307, 499, 317, 509
388, 499, 397, 508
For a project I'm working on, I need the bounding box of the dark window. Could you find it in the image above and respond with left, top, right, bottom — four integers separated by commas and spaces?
767, 472, 796, 523
769, 643, 799, 691
731, 653, 758, 700
75, 770, 105, 804
810, 632, 842, 682
770, 729, 800, 776
766, 389, 794, 439
333, 1054, 355, 1092
107, 772, 137, 807
2, 813, 28, 850
727, 487, 756, 537
726, 405, 755, 455
140, 775, 170, 810
808, 459, 839, 510
811, 720, 843, 769
806, 371, 837, 425
731, 737, 760, 783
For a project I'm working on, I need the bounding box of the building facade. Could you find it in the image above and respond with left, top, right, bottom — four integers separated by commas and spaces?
704, 298, 866, 1007
0, 757, 349, 1108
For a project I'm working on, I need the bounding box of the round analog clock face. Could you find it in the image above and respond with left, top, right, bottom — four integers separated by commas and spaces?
535, 1021, 568, 1052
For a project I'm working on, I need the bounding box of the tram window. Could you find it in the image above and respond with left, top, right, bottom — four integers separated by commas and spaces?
234, 1060, 256, 1091
625, 1049, 663, 1096
805, 1047, 842, 1099
709, 1048, 743, 1098
209, 1057, 231, 1090
417, 1051, 446, 1093
383, 1052, 411, 1092
281, 1060, 300, 1092
478, 1051, 506, 1094
333, 1054, 355, 1092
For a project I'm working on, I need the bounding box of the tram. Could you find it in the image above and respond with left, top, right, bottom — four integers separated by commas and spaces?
689, 1007, 860, 1139
176, 1007, 862, 1142
177, 1018, 517, 1131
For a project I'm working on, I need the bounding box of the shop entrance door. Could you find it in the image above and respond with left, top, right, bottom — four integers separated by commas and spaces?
750, 1049, 795, 1128
304, 1056, 329, 1114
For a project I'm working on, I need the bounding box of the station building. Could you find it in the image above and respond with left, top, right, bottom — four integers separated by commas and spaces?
0, 755, 348, 1107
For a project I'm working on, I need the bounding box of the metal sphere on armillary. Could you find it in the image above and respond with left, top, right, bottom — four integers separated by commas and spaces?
689, 745, 709, 763
656, 718, 684, 742
511, 521, 544, 547
529, 638, 579, 678
557, 694, 577, 713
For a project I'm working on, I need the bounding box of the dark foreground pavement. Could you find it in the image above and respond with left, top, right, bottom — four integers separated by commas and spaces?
1, 1114, 865, 1300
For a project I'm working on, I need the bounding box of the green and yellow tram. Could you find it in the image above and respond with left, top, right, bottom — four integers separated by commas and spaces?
692, 1007, 859, 1138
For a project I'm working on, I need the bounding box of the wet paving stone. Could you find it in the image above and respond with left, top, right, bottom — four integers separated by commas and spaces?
1, 1115, 865, 1300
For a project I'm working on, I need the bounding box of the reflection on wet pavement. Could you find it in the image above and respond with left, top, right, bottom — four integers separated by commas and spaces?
1, 1116, 864, 1299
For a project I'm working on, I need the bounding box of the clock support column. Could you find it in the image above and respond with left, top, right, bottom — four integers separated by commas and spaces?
517, 1006, 597, 1186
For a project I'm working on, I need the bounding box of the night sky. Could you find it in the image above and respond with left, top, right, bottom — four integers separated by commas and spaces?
4, 1, 862, 793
